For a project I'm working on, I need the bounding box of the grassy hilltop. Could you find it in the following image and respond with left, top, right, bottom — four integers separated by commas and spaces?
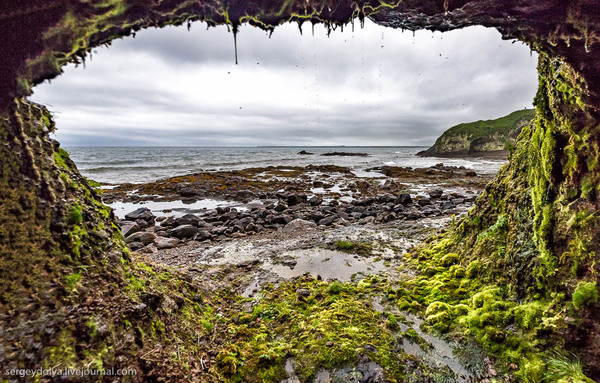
418, 109, 536, 157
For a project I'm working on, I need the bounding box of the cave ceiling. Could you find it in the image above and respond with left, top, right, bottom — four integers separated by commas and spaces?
0, 0, 599, 113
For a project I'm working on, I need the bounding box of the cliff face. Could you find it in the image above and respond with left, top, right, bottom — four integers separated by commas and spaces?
418, 109, 536, 157
1, 0, 600, 381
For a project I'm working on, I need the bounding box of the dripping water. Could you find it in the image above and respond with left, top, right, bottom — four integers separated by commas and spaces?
233, 25, 239, 65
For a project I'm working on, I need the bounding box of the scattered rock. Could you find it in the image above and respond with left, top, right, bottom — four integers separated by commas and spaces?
125, 207, 155, 222
154, 236, 179, 250
125, 231, 157, 245
169, 225, 198, 239
283, 219, 317, 232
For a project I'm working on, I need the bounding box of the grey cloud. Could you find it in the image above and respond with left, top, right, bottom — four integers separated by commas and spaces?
33, 20, 539, 147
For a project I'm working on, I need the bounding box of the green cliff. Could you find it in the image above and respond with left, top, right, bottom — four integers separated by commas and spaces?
418, 109, 536, 157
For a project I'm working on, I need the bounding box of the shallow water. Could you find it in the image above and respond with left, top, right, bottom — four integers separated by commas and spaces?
108, 198, 244, 219
264, 248, 386, 282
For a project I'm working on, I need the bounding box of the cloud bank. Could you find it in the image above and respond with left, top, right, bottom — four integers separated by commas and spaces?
31, 19, 539, 146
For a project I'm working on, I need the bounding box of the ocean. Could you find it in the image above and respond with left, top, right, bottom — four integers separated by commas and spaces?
65, 146, 507, 185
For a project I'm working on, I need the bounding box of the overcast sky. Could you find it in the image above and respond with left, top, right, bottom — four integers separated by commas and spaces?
30, 19, 538, 146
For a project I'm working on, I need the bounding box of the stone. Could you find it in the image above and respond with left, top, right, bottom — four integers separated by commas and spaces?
441, 200, 455, 210
125, 231, 157, 245
135, 218, 150, 228
194, 230, 212, 241
178, 187, 202, 197
125, 207, 155, 222
296, 288, 311, 297
160, 216, 177, 228
427, 188, 444, 199
394, 193, 412, 205
274, 203, 287, 212
273, 215, 293, 225
287, 194, 307, 206
119, 221, 140, 237
175, 213, 201, 226
318, 216, 335, 226
308, 196, 323, 206
283, 219, 317, 232
154, 236, 179, 249
128, 242, 144, 251
169, 224, 198, 239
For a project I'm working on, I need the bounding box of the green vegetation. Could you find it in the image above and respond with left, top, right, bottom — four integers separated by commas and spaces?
572, 281, 598, 310
420, 109, 536, 156
439, 109, 536, 140
334, 240, 373, 256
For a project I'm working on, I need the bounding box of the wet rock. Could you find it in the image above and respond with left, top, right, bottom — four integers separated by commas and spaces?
125, 207, 155, 222
466, 170, 477, 176
169, 224, 198, 239
179, 187, 202, 197
441, 200, 455, 210
245, 222, 259, 232
356, 197, 376, 206
283, 219, 317, 232
417, 198, 432, 206
175, 213, 201, 226
394, 193, 412, 205
297, 150, 313, 155
154, 236, 179, 250
359, 216, 376, 225
127, 242, 144, 251
274, 203, 287, 212
125, 231, 157, 245
194, 230, 213, 241
308, 196, 323, 206
216, 206, 231, 214
138, 244, 158, 254
287, 194, 307, 206
428, 188, 444, 199
119, 221, 140, 237
280, 256, 298, 268
135, 218, 150, 228
318, 216, 335, 226
273, 215, 293, 225
160, 216, 177, 228
382, 213, 397, 223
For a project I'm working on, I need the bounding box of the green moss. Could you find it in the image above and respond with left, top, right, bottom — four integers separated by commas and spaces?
65, 272, 82, 291
572, 281, 598, 310
68, 203, 83, 225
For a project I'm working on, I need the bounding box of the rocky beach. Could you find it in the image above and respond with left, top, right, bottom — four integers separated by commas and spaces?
92, 159, 508, 381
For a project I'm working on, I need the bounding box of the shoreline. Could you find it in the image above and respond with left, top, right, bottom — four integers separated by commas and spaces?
100, 162, 503, 380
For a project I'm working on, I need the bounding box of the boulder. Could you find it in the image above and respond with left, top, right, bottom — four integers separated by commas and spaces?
125, 231, 157, 245
428, 188, 444, 199
283, 219, 317, 232
194, 230, 213, 241
287, 194, 307, 206
119, 221, 140, 237
154, 236, 179, 250
394, 193, 412, 205
125, 207, 155, 222
308, 196, 323, 206
169, 225, 198, 239
175, 213, 201, 227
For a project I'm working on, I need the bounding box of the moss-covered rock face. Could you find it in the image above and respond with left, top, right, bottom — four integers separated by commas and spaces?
1, 0, 600, 380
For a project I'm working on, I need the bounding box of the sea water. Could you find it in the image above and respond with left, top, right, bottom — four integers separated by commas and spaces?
65, 146, 506, 184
